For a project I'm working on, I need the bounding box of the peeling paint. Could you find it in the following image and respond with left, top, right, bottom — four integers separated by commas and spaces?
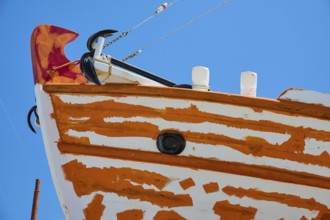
153, 210, 186, 220
203, 182, 219, 194
83, 194, 105, 220
179, 178, 195, 190
213, 200, 257, 220
222, 186, 330, 212
63, 160, 193, 208
116, 209, 144, 220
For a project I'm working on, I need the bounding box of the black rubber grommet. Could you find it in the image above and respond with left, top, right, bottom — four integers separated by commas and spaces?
157, 132, 186, 155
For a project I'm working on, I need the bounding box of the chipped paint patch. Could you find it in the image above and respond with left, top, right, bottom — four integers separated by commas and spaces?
59, 142, 330, 190
116, 209, 144, 220
153, 210, 186, 220
213, 200, 257, 220
222, 186, 330, 212
203, 182, 219, 194
63, 160, 193, 208
56, 93, 330, 132
179, 178, 195, 190
304, 138, 330, 156
83, 194, 105, 220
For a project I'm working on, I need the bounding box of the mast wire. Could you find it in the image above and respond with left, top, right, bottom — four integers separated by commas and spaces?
103, 0, 180, 49
0, 97, 37, 180
122, 0, 230, 62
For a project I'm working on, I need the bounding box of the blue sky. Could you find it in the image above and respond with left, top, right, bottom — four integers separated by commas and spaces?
0, 0, 329, 219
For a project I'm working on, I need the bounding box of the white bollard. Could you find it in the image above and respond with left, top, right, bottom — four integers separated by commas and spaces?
192, 66, 210, 91
240, 71, 257, 97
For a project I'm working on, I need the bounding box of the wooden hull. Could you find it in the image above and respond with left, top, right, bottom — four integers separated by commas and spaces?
30, 24, 330, 219
35, 83, 330, 220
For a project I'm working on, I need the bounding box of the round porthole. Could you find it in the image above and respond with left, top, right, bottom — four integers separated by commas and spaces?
156, 132, 186, 155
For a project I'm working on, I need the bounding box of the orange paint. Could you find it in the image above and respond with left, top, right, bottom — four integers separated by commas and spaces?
213, 200, 257, 220
58, 142, 330, 190
116, 209, 144, 220
203, 182, 219, 194
314, 212, 330, 220
58, 118, 330, 170
153, 210, 186, 220
51, 91, 330, 170
222, 186, 330, 213
44, 83, 330, 121
62, 159, 193, 208
179, 178, 195, 190
83, 194, 105, 220
31, 25, 87, 84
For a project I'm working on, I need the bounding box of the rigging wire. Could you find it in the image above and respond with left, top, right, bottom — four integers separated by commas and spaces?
0, 98, 36, 177
103, 0, 180, 49
122, 0, 230, 62
0, 98, 37, 220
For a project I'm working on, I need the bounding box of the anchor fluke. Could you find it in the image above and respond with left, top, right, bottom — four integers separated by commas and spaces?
27, 105, 39, 134
87, 29, 117, 51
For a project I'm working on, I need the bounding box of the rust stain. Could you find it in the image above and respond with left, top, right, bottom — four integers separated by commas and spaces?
203, 182, 219, 194
116, 209, 144, 220
153, 210, 187, 220
51, 93, 330, 170
62, 160, 193, 208
213, 200, 257, 220
58, 142, 330, 190
222, 186, 330, 213
179, 178, 195, 190
83, 194, 105, 220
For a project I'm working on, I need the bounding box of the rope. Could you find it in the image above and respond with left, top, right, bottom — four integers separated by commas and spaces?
122, 0, 230, 62
103, 0, 180, 49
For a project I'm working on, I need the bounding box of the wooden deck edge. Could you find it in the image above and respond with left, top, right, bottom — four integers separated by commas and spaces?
44, 84, 330, 120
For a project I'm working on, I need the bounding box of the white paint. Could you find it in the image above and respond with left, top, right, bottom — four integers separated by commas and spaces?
110, 65, 165, 86
41, 91, 330, 219
58, 94, 330, 132
184, 142, 330, 178
192, 66, 210, 91
67, 129, 157, 151
93, 36, 105, 59
232, 196, 318, 220
58, 94, 191, 109
240, 71, 257, 97
66, 129, 330, 177
103, 116, 291, 145
58, 94, 113, 104
193, 100, 330, 132
72, 155, 330, 220
68, 117, 90, 121
35, 85, 85, 220
304, 138, 330, 156
279, 89, 330, 107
